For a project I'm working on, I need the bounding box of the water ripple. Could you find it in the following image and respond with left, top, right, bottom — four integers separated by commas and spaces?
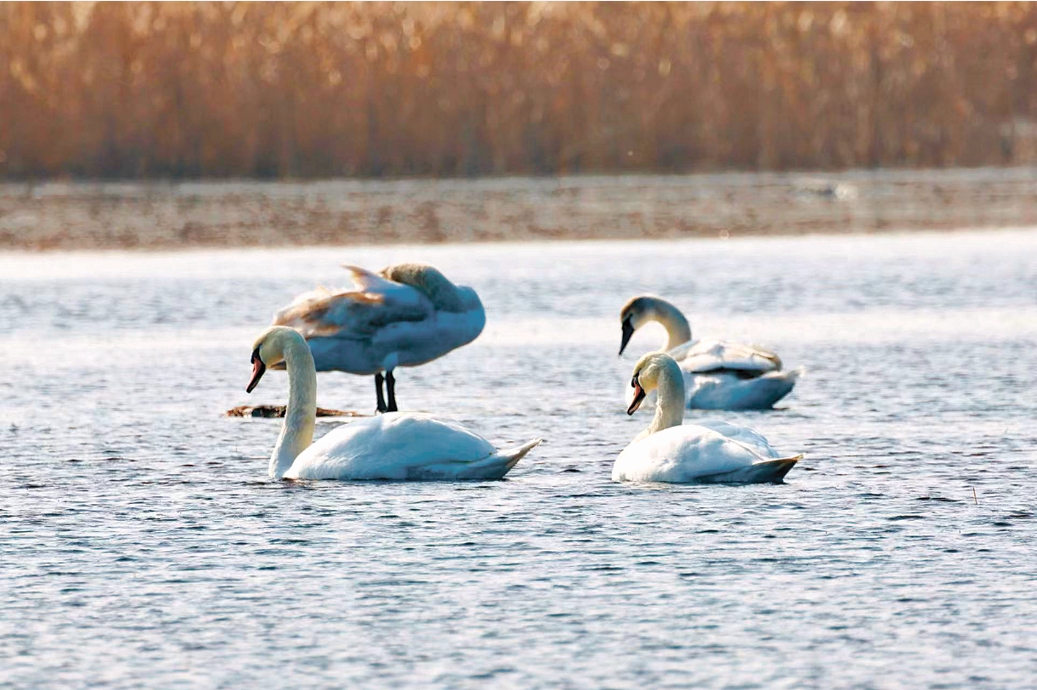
2, 231, 1036, 688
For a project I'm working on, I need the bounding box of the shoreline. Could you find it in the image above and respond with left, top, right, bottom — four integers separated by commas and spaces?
2, 224, 1035, 259
2, 168, 1036, 251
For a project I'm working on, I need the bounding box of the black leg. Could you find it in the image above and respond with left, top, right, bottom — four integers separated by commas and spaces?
374, 373, 387, 414
386, 371, 398, 412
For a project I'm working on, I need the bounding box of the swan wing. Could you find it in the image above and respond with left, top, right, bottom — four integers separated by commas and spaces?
273, 267, 433, 340
613, 424, 766, 483
342, 264, 397, 293
627, 368, 799, 412
684, 369, 801, 410
286, 413, 533, 481
693, 419, 782, 459
670, 339, 783, 376
341, 266, 485, 365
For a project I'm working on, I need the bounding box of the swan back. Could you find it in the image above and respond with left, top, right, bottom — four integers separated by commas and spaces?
668, 338, 783, 374
271, 263, 485, 374
614, 423, 769, 482
286, 413, 517, 480
273, 269, 429, 339
684, 369, 801, 410
692, 419, 783, 459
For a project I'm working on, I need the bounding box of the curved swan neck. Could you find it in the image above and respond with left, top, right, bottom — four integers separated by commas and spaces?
645, 298, 692, 350
645, 360, 686, 438
270, 336, 317, 479
382, 263, 468, 313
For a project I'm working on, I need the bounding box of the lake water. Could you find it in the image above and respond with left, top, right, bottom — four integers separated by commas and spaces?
2, 229, 1036, 688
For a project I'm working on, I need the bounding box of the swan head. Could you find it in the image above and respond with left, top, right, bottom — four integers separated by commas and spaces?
627, 351, 681, 415
619, 296, 656, 355
246, 326, 304, 393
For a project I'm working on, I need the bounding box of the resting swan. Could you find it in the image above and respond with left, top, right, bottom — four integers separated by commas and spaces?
613, 352, 802, 484
273, 263, 485, 413
619, 296, 800, 410
246, 326, 540, 480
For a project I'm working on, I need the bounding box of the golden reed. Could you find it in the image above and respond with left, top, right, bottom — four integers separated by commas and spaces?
2, 2, 1037, 178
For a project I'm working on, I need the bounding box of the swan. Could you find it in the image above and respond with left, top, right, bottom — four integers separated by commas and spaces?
613, 352, 802, 484
245, 326, 540, 480
619, 296, 800, 410
273, 263, 485, 413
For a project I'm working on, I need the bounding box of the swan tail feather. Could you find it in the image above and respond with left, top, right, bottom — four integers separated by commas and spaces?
771, 452, 803, 473
427, 442, 539, 479
438, 439, 540, 480
698, 454, 804, 484
748, 454, 803, 483
340, 264, 392, 294
499, 438, 543, 472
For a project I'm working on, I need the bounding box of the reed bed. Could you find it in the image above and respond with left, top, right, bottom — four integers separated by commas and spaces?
2, 2, 1037, 179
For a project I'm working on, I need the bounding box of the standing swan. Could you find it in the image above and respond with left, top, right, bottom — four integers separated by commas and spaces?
273, 263, 485, 413
246, 326, 540, 480
613, 352, 802, 484
619, 296, 800, 410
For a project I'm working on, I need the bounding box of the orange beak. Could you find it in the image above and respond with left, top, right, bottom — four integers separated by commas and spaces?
246, 348, 266, 393
627, 382, 646, 415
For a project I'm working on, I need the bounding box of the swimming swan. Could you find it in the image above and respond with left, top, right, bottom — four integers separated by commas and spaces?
273, 263, 485, 413
246, 326, 540, 480
613, 352, 802, 484
619, 296, 800, 410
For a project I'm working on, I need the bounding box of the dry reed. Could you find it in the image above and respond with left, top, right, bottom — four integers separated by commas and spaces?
2, 2, 1037, 179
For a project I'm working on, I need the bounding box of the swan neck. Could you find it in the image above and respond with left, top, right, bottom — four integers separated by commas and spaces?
646, 363, 686, 437
650, 300, 692, 350
270, 338, 317, 479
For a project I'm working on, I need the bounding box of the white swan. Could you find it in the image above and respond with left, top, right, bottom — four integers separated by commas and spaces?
613, 352, 802, 484
619, 296, 800, 410
246, 326, 540, 480
273, 263, 485, 413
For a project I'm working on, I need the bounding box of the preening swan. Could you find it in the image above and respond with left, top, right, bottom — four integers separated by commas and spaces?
619, 296, 800, 410
613, 352, 802, 484
246, 326, 540, 480
273, 263, 485, 413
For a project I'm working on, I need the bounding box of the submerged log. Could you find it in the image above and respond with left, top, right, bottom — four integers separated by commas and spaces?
225, 405, 365, 418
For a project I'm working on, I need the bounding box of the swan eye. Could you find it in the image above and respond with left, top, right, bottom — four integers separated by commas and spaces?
251, 347, 262, 364
631, 374, 639, 388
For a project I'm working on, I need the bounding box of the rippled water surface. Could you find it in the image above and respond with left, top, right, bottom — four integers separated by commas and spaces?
2, 229, 1036, 688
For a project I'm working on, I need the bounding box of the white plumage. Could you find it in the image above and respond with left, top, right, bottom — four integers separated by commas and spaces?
613, 352, 802, 484
619, 295, 800, 410
286, 413, 539, 481
246, 326, 539, 481
273, 263, 485, 411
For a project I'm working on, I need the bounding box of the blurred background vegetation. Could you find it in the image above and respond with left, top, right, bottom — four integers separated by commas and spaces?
2, 1, 1037, 180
